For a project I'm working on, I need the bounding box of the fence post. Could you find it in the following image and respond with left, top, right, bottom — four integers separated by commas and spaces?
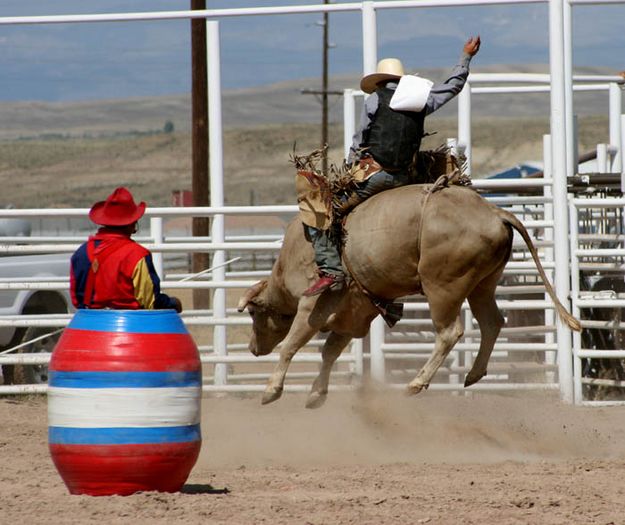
207, 21, 227, 386
597, 144, 608, 173
361, 1, 377, 76
622, 114, 625, 191
572, 115, 579, 175
457, 81, 472, 176
369, 316, 385, 383
343, 89, 356, 160
549, 0, 573, 404
149, 217, 164, 279
543, 134, 557, 385
563, 0, 575, 179
609, 83, 622, 173
350, 338, 364, 383
447, 137, 464, 188
568, 201, 582, 403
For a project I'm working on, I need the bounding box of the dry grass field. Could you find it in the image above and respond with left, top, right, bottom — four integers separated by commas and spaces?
0, 115, 613, 209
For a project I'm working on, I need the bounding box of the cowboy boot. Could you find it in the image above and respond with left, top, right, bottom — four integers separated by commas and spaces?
303, 273, 345, 297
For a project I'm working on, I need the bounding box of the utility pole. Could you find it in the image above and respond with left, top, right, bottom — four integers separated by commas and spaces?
191, 0, 210, 309
321, 0, 329, 174
301, 1, 339, 173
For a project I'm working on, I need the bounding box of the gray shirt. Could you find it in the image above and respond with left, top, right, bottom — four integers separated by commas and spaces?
348, 53, 473, 163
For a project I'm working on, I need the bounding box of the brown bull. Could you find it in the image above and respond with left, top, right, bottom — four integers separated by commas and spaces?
237, 184, 581, 408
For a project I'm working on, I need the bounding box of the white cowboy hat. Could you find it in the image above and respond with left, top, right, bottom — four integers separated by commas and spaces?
360, 58, 405, 94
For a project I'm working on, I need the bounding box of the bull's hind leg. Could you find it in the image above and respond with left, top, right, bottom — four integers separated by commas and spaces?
464, 275, 505, 388
407, 296, 464, 395
306, 332, 352, 409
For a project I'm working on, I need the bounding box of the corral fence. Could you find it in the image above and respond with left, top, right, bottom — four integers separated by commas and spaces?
570, 197, 625, 405
2, 129, 624, 401
0, 1, 624, 404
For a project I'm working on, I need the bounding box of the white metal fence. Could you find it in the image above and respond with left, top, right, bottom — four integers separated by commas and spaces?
1, 136, 620, 398
0, 204, 367, 396
569, 197, 625, 405
0, 149, 625, 403
0, 197, 553, 396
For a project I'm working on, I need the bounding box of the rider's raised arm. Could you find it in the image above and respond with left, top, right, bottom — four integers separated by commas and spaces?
425, 35, 481, 116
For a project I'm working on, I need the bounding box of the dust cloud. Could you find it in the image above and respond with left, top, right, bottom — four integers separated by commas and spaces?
199, 388, 625, 469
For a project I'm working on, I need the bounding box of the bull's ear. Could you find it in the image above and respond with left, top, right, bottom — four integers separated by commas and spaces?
237, 280, 268, 312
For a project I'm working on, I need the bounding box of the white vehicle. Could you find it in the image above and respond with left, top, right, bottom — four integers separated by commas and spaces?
0, 219, 73, 385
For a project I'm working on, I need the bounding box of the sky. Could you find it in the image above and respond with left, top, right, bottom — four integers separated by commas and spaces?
0, 0, 623, 102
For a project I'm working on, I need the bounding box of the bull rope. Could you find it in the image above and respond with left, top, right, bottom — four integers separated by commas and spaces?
416, 188, 432, 262
417, 170, 468, 259
341, 249, 403, 328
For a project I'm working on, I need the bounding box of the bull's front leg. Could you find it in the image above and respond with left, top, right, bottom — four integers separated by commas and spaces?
262, 313, 318, 405
306, 332, 352, 409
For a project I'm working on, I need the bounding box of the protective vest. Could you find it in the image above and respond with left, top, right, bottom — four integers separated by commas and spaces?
362, 87, 426, 171
70, 231, 163, 310
83, 236, 141, 309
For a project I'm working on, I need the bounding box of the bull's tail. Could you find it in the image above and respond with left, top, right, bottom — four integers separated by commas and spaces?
495, 207, 582, 332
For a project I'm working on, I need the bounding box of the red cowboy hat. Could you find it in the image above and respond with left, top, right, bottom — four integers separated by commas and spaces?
88, 187, 146, 226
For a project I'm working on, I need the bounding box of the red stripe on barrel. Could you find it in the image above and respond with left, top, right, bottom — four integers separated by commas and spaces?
49, 442, 201, 496
50, 328, 200, 372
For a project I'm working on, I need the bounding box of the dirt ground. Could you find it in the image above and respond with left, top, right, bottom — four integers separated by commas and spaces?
2, 389, 625, 525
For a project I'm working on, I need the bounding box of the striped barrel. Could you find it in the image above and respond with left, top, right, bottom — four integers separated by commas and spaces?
48, 309, 202, 496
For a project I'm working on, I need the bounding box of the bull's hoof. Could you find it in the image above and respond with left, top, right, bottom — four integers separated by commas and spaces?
406, 382, 428, 396
305, 391, 327, 409
261, 388, 283, 405
464, 370, 486, 388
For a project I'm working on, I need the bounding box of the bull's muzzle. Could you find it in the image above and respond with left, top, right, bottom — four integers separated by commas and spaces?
249, 338, 274, 357
248, 338, 259, 356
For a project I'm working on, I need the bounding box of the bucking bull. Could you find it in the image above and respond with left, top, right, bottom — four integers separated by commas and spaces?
237, 183, 581, 408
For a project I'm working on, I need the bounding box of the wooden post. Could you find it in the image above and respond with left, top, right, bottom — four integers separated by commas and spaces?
321, 0, 329, 174
191, 0, 210, 309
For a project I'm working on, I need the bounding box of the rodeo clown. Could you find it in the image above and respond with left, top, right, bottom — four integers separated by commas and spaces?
300, 35, 481, 297
70, 186, 182, 312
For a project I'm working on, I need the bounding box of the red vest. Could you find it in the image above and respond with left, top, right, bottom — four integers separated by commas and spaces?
83, 233, 150, 309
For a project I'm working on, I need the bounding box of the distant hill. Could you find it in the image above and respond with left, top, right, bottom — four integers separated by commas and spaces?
0, 64, 618, 140
0, 64, 617, 209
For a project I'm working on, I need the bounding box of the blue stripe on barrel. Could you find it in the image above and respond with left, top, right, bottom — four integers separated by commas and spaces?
66, 308, 188, 333
49, 424, 202, 445
49, 370, 202, 389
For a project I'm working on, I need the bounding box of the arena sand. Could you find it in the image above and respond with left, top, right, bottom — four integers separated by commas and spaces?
2, 389, 624, 524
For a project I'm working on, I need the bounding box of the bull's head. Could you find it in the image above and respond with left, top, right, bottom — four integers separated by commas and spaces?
237, 280, 294, 356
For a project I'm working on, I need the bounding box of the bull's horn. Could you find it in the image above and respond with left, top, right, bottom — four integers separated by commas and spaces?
237, 280, 268, 312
